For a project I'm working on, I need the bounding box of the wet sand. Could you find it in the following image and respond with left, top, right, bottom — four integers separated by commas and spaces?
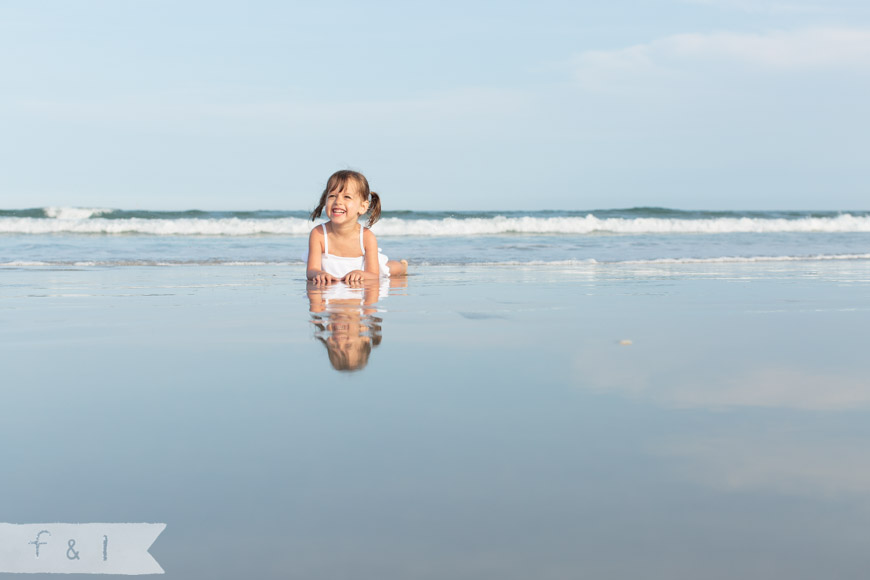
2, 261, 870, 579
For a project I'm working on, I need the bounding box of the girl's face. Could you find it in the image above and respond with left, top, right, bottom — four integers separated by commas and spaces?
325, 180, 368, 224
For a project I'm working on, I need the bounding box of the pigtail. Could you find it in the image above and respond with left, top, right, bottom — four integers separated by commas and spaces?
367, 191, 382, 227
309, 188, 328, 221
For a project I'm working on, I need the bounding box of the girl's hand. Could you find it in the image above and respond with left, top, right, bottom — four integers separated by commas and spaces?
312, 272, 338, 285
343, 270, 368, 283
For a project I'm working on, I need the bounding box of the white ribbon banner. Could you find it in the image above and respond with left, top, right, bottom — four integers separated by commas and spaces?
0, 523, 165, 575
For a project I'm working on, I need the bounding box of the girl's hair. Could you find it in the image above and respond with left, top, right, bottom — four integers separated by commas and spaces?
312, 314, 383, 372
309, 170, 382, 227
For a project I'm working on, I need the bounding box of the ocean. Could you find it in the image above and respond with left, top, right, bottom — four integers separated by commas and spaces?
2, 207, 869, 266
3, 206, 870, 579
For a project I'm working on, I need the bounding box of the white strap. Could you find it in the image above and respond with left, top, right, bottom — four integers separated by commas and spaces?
321, 223, 328, 254
359, 225, 365, 254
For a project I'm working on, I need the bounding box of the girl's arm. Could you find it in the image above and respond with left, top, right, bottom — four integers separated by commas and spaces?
307, 228, 337, 283
342, 228, 381, 282
307, 288, 325, 312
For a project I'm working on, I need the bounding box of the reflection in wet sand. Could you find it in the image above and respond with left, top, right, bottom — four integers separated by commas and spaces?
307, 277, 407, 372
661, 434, 870, 498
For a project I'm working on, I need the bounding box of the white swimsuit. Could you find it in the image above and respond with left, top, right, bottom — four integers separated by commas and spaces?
319, 223, 390, 278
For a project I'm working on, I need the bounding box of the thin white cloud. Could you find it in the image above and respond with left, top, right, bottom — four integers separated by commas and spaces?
572, 27, 870, 90
680, 0, 831, 14
673, 367, 870, 410
663, 435, 870, 497
574, 352, 870, 411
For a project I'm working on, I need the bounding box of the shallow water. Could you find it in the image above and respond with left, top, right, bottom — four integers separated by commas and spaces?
1, 261, 869, 579
3, 208, 870, 266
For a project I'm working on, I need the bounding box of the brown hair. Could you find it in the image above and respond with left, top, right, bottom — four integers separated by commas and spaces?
312, 314, 383, 372
309, 170, 382, 227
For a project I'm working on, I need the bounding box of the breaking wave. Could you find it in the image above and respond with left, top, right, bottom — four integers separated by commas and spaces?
2, 208, 870, 236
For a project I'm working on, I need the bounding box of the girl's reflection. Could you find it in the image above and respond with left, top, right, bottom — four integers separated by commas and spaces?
308, 278, 405, 372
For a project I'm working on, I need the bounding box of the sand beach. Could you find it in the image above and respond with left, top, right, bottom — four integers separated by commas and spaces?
2, 259, 869, 578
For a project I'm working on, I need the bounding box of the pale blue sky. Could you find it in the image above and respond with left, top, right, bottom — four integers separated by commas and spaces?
1, 0, 868, 210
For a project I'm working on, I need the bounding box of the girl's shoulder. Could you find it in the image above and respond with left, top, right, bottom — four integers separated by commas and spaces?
362, 226, 378, 243
308, 224, 327, 251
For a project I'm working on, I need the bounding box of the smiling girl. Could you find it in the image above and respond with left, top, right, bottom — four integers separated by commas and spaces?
306, 170, 408, 284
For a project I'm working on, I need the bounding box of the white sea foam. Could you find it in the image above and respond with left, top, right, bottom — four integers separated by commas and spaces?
0, 217, 314, 235
2, 214, 870, 236
616, 253, 870, 265
0, 260, 53, 266
465, 254, 870, 266
0, 260, 296, 267
3, 254, 869, 268
43, 207, 114, 220
372, 214, 870, 236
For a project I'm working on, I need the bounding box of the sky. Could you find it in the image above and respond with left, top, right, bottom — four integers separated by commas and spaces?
1, 0, 868, 211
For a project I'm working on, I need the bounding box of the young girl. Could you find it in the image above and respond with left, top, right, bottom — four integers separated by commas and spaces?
307, 170, 407, 284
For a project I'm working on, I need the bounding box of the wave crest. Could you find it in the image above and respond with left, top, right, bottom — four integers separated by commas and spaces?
1, 214, 870, 236
43, 207, 114, 220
